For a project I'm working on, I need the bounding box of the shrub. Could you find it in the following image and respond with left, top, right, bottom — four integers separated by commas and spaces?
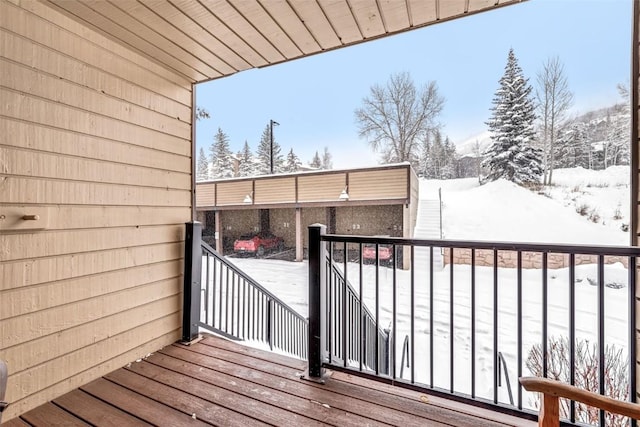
588, 209, 600, 223
613, 203, 623, 221
526, 336, 629, 426
576, 204, 589, 216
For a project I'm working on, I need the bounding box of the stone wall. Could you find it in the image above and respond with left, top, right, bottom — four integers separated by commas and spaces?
443, 248, 628, 269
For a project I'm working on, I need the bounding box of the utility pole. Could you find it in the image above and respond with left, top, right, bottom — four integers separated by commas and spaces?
270, 119, 279, 174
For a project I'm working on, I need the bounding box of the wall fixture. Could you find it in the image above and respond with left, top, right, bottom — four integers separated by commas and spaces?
243, 192, 253, 204
339, 186, 349, 201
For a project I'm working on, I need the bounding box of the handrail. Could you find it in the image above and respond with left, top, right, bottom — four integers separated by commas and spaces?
438, 187, 443, 239
201, 240, 305, 322
197, 235, 308, 359
497, 351, 514, 406
399, 335, 410, 379
307, 225, 640, 424
520, 377, 640, 425
327, 255, 389, 374
320, 234, 640, 256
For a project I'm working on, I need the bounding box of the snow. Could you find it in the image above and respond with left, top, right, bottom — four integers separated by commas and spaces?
423, 170, 629, 245
215, 165, 633, 414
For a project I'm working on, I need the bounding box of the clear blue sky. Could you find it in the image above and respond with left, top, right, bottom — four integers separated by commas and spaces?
195, 0, 632, 169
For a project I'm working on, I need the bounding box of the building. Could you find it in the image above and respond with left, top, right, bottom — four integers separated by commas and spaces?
196, 163, 418, 264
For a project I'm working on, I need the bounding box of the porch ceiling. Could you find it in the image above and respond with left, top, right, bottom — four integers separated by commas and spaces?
45, 0, 526, 84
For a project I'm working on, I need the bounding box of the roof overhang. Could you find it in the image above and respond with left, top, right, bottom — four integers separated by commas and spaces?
45, 0, 527, 84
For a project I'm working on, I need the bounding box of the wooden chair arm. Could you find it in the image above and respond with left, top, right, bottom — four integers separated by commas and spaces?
519, 376, 640, 426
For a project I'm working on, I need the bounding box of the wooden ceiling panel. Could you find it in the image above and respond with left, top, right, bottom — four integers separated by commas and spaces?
49, 0, 209, 81
288, 0, 342, 50
437, 0, 468, 20
406, 0, 437, 26
143, 0, 251, 72
170, 0, 267, 69
229, 0, 302, 59
113, 0, 237, 75
318, 0, 362, 45
43, 0, 526, 84
378, 0, 411, 33
85, 0, 216, 78
469, 0, 499, 11
200, 0, 285, 65
259, 0, 322, 55
348, 0, 386, 38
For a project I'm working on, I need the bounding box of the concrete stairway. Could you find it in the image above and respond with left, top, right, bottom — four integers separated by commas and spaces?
413, 194, 444, 269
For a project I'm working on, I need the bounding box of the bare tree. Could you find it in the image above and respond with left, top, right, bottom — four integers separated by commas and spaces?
535, 56, 573, 185
195, 106, 210, 121
355, 72, 444, 167
527, 336, 629, 426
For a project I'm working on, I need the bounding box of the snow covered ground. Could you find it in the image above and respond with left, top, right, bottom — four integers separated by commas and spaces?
425, 166, 629, 245
223, 165, 633, 413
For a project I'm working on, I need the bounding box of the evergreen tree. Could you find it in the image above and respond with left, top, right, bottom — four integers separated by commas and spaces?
256, 125, 284, 174
210, 127, 234, 178
196, 147, 210, 181
418, 136, 431, 177
284, 148, 302, 172
321, 147, 333, 169
309, 151, 322, 168
238, 140, 256, 177
442, 137, 458, 179
482, 48, 543, 185
555, 122, 590, 169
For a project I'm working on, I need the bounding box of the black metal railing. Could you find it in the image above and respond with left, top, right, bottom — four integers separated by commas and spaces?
326, 252, 389, 374
183, 222, 308, 359
307, 224, 639, 426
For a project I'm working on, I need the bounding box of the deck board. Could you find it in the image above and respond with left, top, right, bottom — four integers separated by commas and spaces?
2, 334, 536, 427
54, 389, 152, 427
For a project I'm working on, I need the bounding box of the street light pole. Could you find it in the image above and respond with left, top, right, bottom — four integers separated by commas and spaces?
270, 119, 279, 174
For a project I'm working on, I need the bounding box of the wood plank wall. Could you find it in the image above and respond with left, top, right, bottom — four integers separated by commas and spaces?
0, 0, 192, 420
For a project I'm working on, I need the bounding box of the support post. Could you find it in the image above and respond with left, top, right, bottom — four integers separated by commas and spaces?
182, 221, 202, 343
295, 208, 302, 261
306, 224, 327, 382
215, 210, 222, 254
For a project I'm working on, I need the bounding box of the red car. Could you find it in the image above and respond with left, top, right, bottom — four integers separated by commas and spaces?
233, 232, 284, 257
362, 243, 394, 265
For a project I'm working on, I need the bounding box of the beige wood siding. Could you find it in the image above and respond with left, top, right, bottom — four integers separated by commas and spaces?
0, 0, 191, 420
216, 181, 253, 206
349, 169, 408, 201
255, 177, 296, 204
196, 183, 216, 207
298, 173, 346, 203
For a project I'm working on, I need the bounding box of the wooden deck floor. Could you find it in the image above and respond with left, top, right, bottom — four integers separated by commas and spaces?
2, 335, 535, 426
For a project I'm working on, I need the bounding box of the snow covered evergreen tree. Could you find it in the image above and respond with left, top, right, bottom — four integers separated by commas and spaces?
321, 147, 333, 169
237, 140, 256, 177
256, 125, 284, 174
309, 151, 322, 168
196, 147, 210, 181
284, 148, 302, 172
482, 48, 543, 185
555, 122, 590, 169
210, 127, 234, 178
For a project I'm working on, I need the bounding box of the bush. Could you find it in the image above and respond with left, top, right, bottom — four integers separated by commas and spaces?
576, 203, 589, 216
613, 203, 623, 221
588, 209, 600, 223
526, 336, 629, 426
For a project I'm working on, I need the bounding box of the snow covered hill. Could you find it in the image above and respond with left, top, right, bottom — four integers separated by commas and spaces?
422, 166, 629, 245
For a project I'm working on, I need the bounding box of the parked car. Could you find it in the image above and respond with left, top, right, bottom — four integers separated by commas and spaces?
362, 243, 394, 265
233, 232, 284, 257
